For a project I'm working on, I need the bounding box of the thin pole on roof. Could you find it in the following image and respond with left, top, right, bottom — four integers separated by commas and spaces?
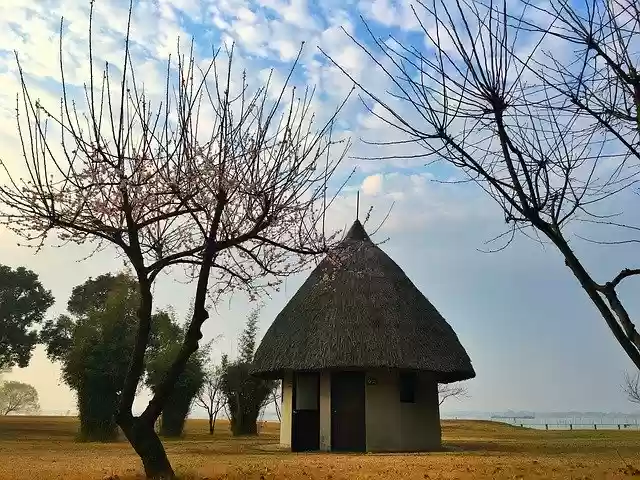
356, 190, 360, 220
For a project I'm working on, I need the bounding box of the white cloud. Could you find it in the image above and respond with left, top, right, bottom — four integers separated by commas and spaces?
256, 0, 320, 30
366, 0, 399, 26
358, 0, 420, 30
1, 0, 639, 419
272, 39, 299, 61
361, 173, 384, 195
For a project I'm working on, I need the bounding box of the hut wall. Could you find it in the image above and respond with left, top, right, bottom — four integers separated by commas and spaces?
398, 374, 441, 451
319, 372, 331, 451
280, 372, 293, 447
364, 370, 441, 451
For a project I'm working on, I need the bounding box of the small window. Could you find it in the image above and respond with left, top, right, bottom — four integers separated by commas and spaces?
295, 373, 319, 410
399, 372, 417, 403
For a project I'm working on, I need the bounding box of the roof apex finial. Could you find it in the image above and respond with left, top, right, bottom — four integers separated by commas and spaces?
345, 218, 370, 242
356, 190, 360, 221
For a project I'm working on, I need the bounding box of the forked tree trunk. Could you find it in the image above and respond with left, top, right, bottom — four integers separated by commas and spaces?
210, 402, 222, 435
545, 227, 640, 370
119, 418, 175, 479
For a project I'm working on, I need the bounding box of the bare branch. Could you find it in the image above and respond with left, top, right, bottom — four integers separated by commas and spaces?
1, 4, 352, 476
609, 269, 640, 289
623, 371, 640, 404
329, 0, 640, 371
438, 383, 470, 406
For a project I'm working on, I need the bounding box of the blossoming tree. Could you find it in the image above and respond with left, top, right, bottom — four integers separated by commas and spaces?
0, 4, 351, 478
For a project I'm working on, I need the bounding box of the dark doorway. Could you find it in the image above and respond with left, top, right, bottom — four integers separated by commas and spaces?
291, 372, 320, 452
331, 371, 366, 452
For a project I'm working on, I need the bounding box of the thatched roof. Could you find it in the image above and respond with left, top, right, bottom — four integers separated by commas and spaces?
252, 220, 475, 383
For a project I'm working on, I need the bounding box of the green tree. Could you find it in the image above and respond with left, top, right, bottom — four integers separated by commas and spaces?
41, 274, 139, 440
0, 265, 54, 369
145, 312, 207, 438
66, 272, 139, 316
41, 274, 140, 441
41, 272, 140, 363
220, 308, 275, 436
0, 381, 39, 415
42, 273, 204, 441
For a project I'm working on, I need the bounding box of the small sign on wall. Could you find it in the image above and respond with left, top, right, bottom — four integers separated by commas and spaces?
366, 376, 378, 385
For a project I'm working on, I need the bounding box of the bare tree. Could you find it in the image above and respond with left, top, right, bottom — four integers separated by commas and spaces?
194, 364, 225, 435
260, 380, 282, 422
623, 371, 640, 404
0, 3, 350, 478
524, 0, 640, 142
324, 0, 640, 371
271, 380, 283, 422
438, 383, 469, 406
0, 381, 40, 415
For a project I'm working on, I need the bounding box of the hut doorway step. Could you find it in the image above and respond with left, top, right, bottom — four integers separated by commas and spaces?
292, 372, 320, 451
331, 371, 366, 452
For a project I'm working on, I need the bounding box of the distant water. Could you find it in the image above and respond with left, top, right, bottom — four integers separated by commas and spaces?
32, 409, 640, 430
441, 411, 640, 430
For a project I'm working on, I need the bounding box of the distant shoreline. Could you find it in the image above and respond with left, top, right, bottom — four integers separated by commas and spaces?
28, 409, 640, 421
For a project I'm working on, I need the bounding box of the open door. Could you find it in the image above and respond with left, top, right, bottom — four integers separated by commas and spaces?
291, 372, 320, 451
331, 371, 366, 452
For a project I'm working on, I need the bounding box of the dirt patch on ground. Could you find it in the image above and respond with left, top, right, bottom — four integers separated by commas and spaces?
0, 417, 638, 479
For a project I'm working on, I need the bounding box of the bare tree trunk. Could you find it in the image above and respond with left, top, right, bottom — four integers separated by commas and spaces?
211, 402, 221, 435
116, 283, 175, 478
208, 413, 214, 435
546, 228, 640, 370
274, 392, 281, 423
120, 418, 175, 480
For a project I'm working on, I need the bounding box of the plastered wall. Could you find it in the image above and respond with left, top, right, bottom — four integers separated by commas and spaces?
365, 369, 441, 451
319, 371, 331, 451
279, 372, 293, 447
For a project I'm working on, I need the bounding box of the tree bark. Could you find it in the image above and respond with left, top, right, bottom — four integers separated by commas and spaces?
274, 390, 281, 422
208, 413, 214, 435
545, 227, 640, 370
140, 308, 209, 425
119, 417, 175, 480
115, 279, 175, 478
119, 283, 154, 418
231, 409, 259, 436
233, 421, 258, 436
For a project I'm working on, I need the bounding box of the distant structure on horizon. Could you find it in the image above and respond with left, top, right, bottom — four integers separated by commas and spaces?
491, 414, 536, 420
252, 219, 475, 452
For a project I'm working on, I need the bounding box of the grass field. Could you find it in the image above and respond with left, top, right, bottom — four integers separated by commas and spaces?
1, 417, 640, 479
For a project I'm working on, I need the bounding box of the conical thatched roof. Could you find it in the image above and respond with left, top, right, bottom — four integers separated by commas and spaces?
252, 220, 475, 383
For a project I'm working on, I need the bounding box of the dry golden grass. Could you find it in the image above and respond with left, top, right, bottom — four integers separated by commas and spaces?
1, 416, 640, 479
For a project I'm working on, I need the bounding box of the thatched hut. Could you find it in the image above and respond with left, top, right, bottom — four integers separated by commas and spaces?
252, 219, 475, 452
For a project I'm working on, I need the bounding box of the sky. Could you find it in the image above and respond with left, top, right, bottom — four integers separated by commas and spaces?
0, 0, 639, 417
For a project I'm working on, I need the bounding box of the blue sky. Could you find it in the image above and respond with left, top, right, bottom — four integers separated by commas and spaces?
0, 0, 639, 416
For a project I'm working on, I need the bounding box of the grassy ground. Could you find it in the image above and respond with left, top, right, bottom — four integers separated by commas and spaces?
1, 416, 639, 479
